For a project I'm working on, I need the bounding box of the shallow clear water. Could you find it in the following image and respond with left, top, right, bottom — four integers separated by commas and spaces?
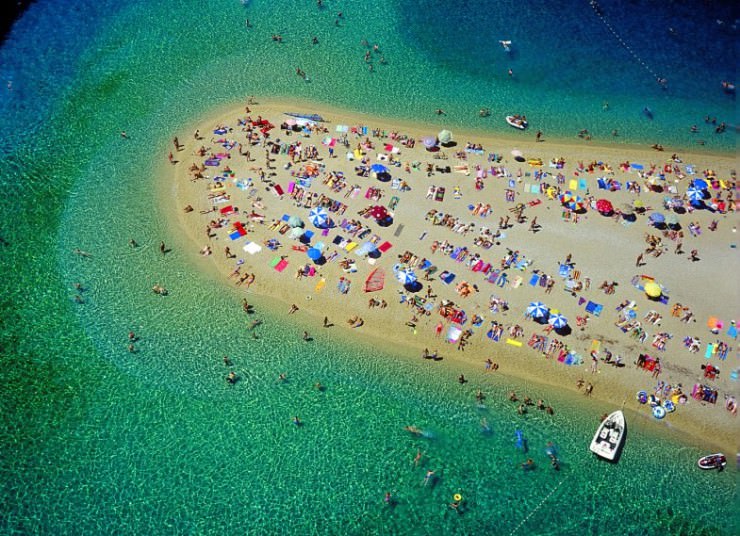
0, 1, 737, 534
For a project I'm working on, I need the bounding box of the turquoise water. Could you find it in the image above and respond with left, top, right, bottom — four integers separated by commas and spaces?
0, 1, 738, 534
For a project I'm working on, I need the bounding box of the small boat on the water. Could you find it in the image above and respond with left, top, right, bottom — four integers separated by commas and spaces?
697, 453, 726, 471
589, 410, 625, 461
721, 81, 735, 94
284, 112, 325, 122
499, 40, 512, 52
506, 115, 528, 130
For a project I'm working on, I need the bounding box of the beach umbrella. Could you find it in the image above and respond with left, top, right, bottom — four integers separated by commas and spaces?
548, 313, 568, 329
396, 268, 417, 285
371, 163, 389, 174
630, 163, 644, 171
686, 186, 704, 202
287, 215, 304, 228
707, 317, 723, 330
691, 179, 709, 190
438, 129, 453, 145
526, 302, 549, 319
644, 282, 662, 298
307, 248, 322, 260
422, 136, 438, 150
665, 214, 680, 228
633, 199, 645, 209
649, 212, 665, 224
284, 118, 297, 126
308, 206, 329, 228
289, 227, 305, 239
620, 203, 634, 215
511, 149, 523, 158
595, 199, 613, 214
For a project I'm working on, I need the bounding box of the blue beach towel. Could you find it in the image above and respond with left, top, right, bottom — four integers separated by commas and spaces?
529, 273, 540, 286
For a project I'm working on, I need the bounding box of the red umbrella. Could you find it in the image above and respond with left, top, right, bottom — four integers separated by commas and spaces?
370, 206, 388, 219
595, 199, 613, 213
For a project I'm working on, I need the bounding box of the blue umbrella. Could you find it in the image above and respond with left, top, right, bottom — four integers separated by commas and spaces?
422, 136, 437, 149
307, 248, 322, 260
370, 163, 389, 173
686, 186, 704, 202
526, 302, 549, 319
397, 268, 417, 285
649, 212, 665, 224
548, 313, 568, 329
309, 206, 329, 228
690, 179, 708, 190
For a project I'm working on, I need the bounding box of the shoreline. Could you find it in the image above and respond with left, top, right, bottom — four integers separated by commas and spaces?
161, 97, 738, 453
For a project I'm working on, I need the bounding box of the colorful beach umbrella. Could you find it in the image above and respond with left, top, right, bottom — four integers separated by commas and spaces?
690, 179, 709, 190
548, 313, 568, 329
595, 199, 613, 214
308, 206, 329, 228
396, 268, 417, 285
526, 302, 549, 319
644, 282, 662, 298
438, 129, 453, 145
686, 186, 705, 202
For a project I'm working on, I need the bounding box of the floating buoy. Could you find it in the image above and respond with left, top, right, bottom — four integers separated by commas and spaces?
453, 493, 462, 502
636, 390, 648, 404
653, 405, 666, 419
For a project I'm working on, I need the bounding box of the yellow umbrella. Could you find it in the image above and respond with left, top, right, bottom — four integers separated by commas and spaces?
633, 199, 645, 208
644, 282, 662, 298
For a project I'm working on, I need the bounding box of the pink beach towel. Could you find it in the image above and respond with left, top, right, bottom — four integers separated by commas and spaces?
274, 259, 289, 272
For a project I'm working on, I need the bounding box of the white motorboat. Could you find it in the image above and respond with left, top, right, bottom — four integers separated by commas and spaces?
697, 453, 726, 471
506, 115, 528, 130
589, 410, 625, 461
499, 40, 512, 52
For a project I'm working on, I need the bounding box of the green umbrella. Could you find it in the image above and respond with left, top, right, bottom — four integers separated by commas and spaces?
438, 129, 453, 145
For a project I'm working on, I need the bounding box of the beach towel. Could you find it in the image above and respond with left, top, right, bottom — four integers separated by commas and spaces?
590, 340, 601, 353
242, 242, 262, 255
585, 301, 603, 317
705, 344, 714, 359
441, 272, 456, 285
378, 241, 392, 253
230, 230, 245, 240
315, 278, 326, 293
274, 259, 288, 272
578, 179, 588, 190
512, 276, 523, 288
506, 338, 523, 347
558, 264, 571, 278
569, 179, 578, 190
435, 187, 446, 202
529, 273, 540, 286
487, 328, 501, 342
393, 224, 404, 237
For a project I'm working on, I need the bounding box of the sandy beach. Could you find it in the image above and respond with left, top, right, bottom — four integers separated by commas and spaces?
164, 97, 738, 452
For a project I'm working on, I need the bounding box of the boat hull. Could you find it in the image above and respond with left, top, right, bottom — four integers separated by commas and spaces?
506, 116, 527, 130
697, 453, 726, 470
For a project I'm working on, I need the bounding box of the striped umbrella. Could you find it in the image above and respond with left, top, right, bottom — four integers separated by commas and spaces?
548, 313, 568, 329
686, 186, 704, 202
396, 268, 417, 285
308, 206, 329, 228
526, 302, 549, 319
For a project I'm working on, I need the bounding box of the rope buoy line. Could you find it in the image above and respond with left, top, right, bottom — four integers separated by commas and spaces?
588, 1, 663, 84
508, 476, 569, 536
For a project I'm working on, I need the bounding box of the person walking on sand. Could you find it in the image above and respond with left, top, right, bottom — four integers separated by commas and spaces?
635, 253, 643, 267
288, 304, 299, 314
323, 316, 330, 327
